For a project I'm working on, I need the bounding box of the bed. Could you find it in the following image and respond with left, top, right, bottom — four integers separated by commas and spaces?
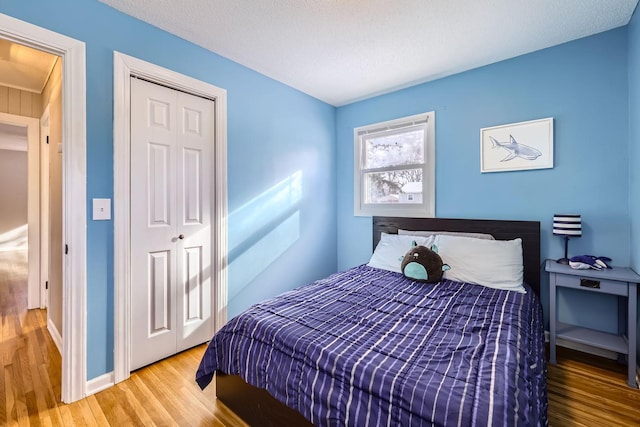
196, 217, 547, 426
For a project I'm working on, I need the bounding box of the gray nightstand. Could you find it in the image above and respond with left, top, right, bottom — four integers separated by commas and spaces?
545, 259, 639, 387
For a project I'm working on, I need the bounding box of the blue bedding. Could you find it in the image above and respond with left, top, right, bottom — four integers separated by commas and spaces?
196, 265, 547, 426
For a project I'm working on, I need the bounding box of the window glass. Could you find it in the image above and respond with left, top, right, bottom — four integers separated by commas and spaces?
364, 168, 423, 204
354, 112, 435, 217
364, 127, 425, 169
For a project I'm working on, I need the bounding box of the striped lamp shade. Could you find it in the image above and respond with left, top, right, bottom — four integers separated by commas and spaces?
553, 214, 582, 237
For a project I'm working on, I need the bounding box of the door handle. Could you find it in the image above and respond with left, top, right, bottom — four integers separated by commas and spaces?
178, 234, 184, 240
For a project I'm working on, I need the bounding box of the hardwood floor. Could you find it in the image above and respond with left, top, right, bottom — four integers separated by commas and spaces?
1, 250, 246, 427
547, 346, 640, 426
2, 249, 640, 426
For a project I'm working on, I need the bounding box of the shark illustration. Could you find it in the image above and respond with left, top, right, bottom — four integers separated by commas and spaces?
489, 135, 542, 162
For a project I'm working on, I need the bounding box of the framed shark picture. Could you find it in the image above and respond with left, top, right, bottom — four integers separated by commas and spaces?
480, 117, 554, 173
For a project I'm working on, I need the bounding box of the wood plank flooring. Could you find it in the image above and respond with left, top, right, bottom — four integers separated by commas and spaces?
1, 250, 247, 427
2, 249, 640, 426
548, 346, 640, 426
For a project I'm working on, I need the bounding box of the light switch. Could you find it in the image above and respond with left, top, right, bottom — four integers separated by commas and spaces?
93, 198, 111, 220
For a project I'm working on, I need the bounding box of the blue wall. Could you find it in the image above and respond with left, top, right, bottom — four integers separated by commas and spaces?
631, 2, 640, 275
336, 29, 630, 333
3, 0, 639, 381
0, 0, 336, 380
629, 7, 640, 357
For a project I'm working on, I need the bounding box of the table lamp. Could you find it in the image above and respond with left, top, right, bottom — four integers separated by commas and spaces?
553, 214, 581, 264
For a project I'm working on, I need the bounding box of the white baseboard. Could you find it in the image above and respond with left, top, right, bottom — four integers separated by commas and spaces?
544, 330, 617, 360
47, 317, 62, 355
86, 372, 115, 396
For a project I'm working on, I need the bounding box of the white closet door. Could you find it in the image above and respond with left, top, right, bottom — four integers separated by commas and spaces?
130, 77, 214, 370
175, 89, 213, 352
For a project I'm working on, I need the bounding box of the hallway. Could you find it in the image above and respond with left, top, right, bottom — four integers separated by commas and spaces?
1, 249, 60, 424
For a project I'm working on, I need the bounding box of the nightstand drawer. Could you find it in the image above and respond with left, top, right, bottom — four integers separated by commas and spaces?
554, 273, 628, 296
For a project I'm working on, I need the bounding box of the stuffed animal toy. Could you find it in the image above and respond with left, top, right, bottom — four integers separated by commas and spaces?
401, 241, 450, 283
569, 255, 612, 271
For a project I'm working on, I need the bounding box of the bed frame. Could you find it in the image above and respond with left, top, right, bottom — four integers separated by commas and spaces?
216, 216, 541, 425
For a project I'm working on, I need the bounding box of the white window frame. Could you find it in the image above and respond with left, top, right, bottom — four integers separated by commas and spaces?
353, 112, 435, 217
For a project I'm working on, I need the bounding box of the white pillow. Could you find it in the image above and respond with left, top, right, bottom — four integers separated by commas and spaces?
368, 233, 433, 273
398, 229, 495, 240
434, 234, 525, 293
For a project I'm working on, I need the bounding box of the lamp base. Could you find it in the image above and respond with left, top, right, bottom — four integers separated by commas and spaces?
556, 257, 570, 265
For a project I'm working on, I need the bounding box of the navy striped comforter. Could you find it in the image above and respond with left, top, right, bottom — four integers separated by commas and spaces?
196, 265, 547, 426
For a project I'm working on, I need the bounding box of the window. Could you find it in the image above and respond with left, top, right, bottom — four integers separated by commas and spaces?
354, 112, 435, 217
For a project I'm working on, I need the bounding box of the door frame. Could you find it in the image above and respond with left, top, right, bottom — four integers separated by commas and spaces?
40, 106, 50, 309
113, 52, 228, 383
0, 13, 87, 403
0, 112, 40, 309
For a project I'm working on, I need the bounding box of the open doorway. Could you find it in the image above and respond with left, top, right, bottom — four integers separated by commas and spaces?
0, 12, 87, 403
0, 37, 65, 397
0, 113, 41, 309
0, 122, 30, 320
0, 122, 29, 256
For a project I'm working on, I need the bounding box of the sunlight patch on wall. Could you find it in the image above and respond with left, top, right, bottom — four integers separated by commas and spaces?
229, 170, 302, 253
0, 223, 28, 251
228, 211, 300, 300
228, 171, 303, 298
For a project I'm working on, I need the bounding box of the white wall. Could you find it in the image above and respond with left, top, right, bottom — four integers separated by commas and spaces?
0, 148, 28, 249
41, 59, 62, 336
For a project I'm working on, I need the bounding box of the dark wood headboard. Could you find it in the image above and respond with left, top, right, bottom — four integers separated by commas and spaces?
373, 217, 541, 295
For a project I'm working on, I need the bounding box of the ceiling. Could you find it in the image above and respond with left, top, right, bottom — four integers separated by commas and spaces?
0, 39, 58, 94
96, 2, 640, 105
0, 40, 56, 152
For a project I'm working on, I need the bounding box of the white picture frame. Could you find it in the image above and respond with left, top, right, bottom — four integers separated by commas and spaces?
480, 117, 554, 173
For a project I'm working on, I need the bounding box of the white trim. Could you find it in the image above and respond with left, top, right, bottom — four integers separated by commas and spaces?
86, 372, 115, 396
113, 52, 228, 384
0, 13, 87, 403
353, 111, 435, 218
0, 113, 40, 309
39, 106, 50, 309
48, 317, 62, 355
